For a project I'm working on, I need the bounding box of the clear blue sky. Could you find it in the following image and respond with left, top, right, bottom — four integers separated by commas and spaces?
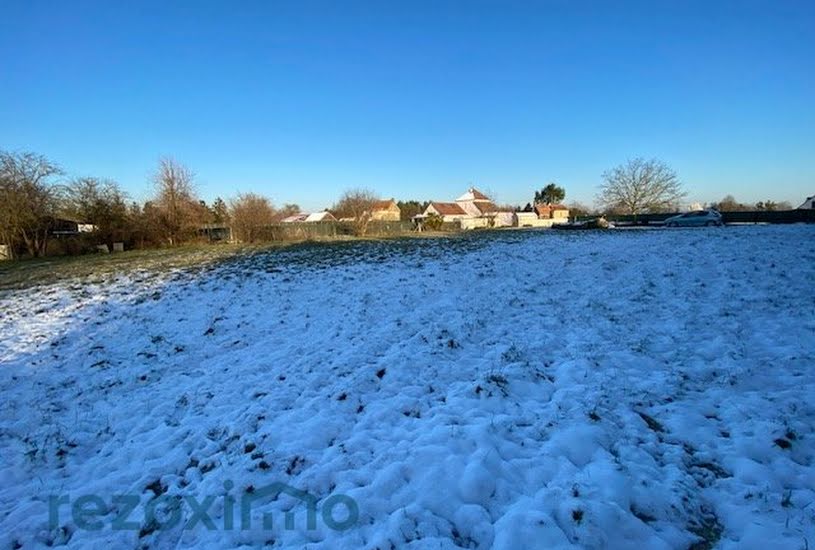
2, 0, 813, 211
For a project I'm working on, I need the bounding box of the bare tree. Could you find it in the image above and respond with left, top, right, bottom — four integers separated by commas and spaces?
152, 157, 201, 245
597, 158, 685, 215
0, 151, 63, 258
333, 188, 378, 236
565, 201, 594, 218
272, 203, 301, 222
63, 177, 130, 245
711, 195, 751, 212
755, 200, 792, 211
230, 192, 275, 243
132, 201, 166, 248
275, 202, 301, 222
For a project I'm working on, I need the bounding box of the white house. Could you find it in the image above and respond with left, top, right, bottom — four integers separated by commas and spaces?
797, 195, 815, 210
422, 187, 504, 226
454, 188, 499, 217
421, 187, 570, 229
424, 202, 469, 222
370, 199, 401, 221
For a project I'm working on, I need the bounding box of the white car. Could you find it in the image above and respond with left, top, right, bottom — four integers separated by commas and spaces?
664, 210, 723, 227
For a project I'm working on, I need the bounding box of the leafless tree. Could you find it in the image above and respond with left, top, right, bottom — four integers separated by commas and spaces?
597, 158, 685, 215
63, 177, 130, 245
230, 192, 275, 243
132, 201, 166, 248
565, 201, 594, 218
152, 157, 202, 245
755, 200, 793, 211
711, 195, 751, 212
0, 151, 63, 258
333, 188, 379, 236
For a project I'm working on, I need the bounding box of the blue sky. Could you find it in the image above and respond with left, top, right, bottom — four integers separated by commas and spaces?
2, 0, 813, 211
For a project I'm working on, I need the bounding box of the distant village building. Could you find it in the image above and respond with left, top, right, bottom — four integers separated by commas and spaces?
533, 203, 570, 220
492, 211, 515, 228
281, 211, 337, 223
420, 187, 572, 229
419, 187, 572, 230
424, 202, 469, 222
454, 188, 500, 217
305, 211, 337, 222
515, 212, 540, 227
370, 199, 401, 221
281, 214, 308, 223
798, 195, 815, 210
422, 187, 499, 223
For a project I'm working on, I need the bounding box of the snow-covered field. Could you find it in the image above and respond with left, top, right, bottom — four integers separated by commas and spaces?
1, 225, 814, 549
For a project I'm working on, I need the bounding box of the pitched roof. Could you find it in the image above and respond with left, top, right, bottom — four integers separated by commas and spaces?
304, 211, 336, 222
372, 199, 399, 211
534, 203, 569, 216
474, 201, 500, 214
456, 187, 491, 202
429, 202, 467, 216
281, 213, 309, 223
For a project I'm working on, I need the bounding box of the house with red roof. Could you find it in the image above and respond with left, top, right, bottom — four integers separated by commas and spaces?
419, 187, 517, 228
424, 201, 469, 221
418, 187, 572, 229
370, 199, 401, 221
422, 187, 500, 222
534, 203, 570, 220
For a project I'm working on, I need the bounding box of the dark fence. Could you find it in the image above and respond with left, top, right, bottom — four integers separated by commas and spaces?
578, 210, 815, 225
719, 210, 815, 224
255, 220, 415, 241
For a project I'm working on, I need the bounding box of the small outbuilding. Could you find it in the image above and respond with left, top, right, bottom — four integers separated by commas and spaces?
534, 203, 570, 220
797, 195, 815, 210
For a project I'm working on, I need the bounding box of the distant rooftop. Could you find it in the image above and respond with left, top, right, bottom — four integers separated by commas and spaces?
456, 188, 491, 202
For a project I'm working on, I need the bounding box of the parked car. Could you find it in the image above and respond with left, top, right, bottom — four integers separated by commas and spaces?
664, 210, 723, 227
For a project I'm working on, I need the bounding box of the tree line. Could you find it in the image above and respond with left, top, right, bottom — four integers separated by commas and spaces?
0, 152, 309, 259
0, 151, 798, 259
0, 151, 417, 259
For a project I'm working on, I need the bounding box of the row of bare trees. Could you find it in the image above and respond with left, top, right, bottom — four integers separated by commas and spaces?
710, 195, 792, 212
0, 149, 398, 259
0, 151, 313, 258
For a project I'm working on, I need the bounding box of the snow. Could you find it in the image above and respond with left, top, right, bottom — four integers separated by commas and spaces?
1, 225, 814, 549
